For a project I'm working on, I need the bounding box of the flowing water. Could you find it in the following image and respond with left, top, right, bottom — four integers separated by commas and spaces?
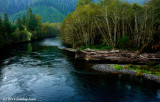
0, 37, 160, 102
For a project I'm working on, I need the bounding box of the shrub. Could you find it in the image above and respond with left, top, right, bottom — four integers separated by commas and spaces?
12, 30, 31, 43
155, 64, 160, 68
118, 35, 130, 49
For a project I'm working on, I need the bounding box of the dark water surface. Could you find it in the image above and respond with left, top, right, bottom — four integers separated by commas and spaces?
0, 37, 160, 102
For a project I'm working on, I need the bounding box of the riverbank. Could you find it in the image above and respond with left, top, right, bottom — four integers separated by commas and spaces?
65, 48, 160, 64
0, 35, 57, 50
92, 64, 160, 84
66, 48, 160, 84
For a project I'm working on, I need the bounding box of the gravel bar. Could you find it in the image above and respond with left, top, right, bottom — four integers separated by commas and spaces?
92, 64, 160, 84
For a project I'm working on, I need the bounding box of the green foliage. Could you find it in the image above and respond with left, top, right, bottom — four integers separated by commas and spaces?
155, 64, 160, 68
126, 64, 160, 75
12, 29, 31, 43
76, 0, 92, 7
114, 65, 123, 70
148, 0, 160, 45
61, 3, 103, 46
35, 14, 42, 25
0, 16, 3, 34
3, 13, 11, 33
22, 14, 26, 25
0, 35, 5, 48
111, 64, 160, 76
26, 8, 38, 31
0, 8, 59, 49
43, 23, 59, 37
0, 0, 145, 16
118, 35, 130, 49
136, 72, 143, 77
61, 0, 157, 51
16, 17, 23, 30
0, 0, 77, 17
80, 45, 112, 50
10, 6, 65, 23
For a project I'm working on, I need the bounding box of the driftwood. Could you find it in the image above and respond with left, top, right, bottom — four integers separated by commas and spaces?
135, 44, 147, 56
66, 48, 160, 64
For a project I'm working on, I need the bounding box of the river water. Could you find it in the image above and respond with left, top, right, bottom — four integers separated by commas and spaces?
0, 37, 160, 102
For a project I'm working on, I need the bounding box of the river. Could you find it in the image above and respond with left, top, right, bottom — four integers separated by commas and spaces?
0, 37, 160, 102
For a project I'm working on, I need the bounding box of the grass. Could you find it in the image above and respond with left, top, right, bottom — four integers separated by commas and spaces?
80, 44, 112, 50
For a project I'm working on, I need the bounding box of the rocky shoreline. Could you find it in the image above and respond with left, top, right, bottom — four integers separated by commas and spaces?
66, 48, 160, 64
92, 64, 160, 84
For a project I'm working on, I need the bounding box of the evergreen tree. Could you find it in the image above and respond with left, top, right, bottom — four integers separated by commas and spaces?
17, 17, 23, 30
3, 13, 9, 26
0, 16, 2, 26
26, 8, 38, 31
26, 8, 33, 30
3, 13, 11, 33
22, 14, 26, 25
0, 16, 3, 34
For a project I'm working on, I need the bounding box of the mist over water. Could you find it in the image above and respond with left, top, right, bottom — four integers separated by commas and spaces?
0, 38, 160, 102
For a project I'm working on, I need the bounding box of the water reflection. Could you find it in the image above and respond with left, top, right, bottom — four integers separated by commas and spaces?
0, 37, 159, 102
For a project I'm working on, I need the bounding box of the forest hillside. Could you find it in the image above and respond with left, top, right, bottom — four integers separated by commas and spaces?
0, 0, 147, 23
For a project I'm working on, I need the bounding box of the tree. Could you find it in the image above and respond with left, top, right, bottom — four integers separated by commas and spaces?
0, 16, 3, 34
0, 16, 2, 27
61, 3, 103, 46
22, 14, 26, 25
147, 0, 160, 24
35, 14, 42, 25
17, 17, 23, 30
60, 0, 157, 50
147, 0, 160, 44
3, 13, 11, 33
76, 0, 92, 7
26, 8, 38, 31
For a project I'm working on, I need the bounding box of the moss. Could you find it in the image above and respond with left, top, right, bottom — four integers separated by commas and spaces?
135, 69, 142, 72
113, 64, 160, 76
128, 64, 134, 68
123, 65, 129, 69
114, 65, 123, 70
136, 72, 143, 77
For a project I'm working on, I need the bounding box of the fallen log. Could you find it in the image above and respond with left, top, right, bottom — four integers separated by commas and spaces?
65, 48, 160, 64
